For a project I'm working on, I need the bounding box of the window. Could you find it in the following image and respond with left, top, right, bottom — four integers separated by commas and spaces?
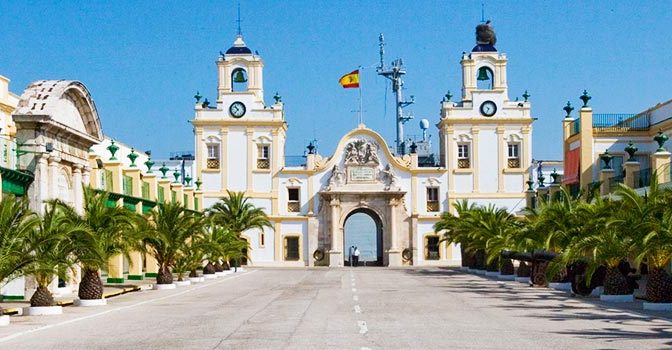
457, 144, 470, 168
206, 143, 220, 169
287, 188, 300, 212
425, 236, 440, 260
507, 143, 520, 168
158, 187, 165, 203
426, 187, 439, 212
284, 236, 300, 261
260, 232, 265, 247
257, 145, 270, 169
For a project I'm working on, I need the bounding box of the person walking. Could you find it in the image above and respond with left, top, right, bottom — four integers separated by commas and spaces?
353, 246, 360, 267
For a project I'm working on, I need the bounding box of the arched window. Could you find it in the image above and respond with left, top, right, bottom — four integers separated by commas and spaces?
231, 68, 248, 92
476, 66, 494, 90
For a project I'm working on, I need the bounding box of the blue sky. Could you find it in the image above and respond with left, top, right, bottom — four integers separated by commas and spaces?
1, 1, 671, 161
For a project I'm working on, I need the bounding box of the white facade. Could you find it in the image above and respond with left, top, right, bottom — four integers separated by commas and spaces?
194, 27, 535, 267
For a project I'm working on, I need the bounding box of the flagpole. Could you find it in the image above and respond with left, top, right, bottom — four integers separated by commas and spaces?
358, 66, 363, 126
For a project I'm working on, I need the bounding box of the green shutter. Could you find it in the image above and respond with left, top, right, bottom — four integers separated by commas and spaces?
171, 191, 176, 203
158, 187, 165, 203
141, 181, 150, 199
183, 194, 188, 206
122, 175, 133, 196
104, 170, 113, 191
194, 198, 199, 211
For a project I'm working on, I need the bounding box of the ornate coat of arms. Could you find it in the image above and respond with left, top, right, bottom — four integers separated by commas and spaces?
344, 139, 380, 166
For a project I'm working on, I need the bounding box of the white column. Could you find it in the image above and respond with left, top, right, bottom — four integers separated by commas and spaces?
48, 155, 61, 200
82, 166, 91, 186
328, 197, 342, 267
387, 197, 402, 266
72, 164, 83, 214
33, 154, 50, 214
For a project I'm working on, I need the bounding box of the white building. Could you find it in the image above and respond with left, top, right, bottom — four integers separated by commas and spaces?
193, 23, 536, 267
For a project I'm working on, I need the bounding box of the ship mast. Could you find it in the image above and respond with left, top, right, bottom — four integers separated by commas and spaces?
376, 33, 414, 155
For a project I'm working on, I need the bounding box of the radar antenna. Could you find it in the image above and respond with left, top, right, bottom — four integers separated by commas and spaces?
377, 33, 414, 155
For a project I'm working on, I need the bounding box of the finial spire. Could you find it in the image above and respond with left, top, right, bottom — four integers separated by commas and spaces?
236, 3, 242, 36
481, 3, 485, 23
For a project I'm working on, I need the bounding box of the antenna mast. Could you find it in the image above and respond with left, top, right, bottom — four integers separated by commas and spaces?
377, 33, 414, 155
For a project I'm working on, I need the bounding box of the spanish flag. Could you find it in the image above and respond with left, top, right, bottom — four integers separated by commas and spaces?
339, 70, 360, 88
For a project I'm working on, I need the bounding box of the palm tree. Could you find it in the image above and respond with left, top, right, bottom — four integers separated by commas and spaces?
550, 195, 634, 295
24, 201, 85, 307
616, 177, 672, 302
174, 227, 205, 281
434, 200, 478, 269
208, 190, 272, 267
58, 187, 138, 300
0, 196, 39, 313
143, 202, 202, 284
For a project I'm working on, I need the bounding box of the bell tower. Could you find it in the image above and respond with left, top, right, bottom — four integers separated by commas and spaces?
460, 21, 509, 102
438, 22, 533, 211
216, 34, 265, 106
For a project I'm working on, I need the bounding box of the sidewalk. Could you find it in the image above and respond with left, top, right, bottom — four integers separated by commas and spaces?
2, 276, 159, 315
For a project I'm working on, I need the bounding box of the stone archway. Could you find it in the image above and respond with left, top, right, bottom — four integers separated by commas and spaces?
319, 190, 406, 267
343, 208, 383, 266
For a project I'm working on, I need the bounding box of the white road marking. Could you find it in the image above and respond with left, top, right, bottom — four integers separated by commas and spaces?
0, 270, 257, 344
352, 288, 357, 292
353, 295, 359, 301
357, 320, 368, 334
354, 305, 362, 313
361, 348, 372, 350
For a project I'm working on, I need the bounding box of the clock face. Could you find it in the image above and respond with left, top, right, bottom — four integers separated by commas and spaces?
229, 101, 246, 118
480, 100, 497, 117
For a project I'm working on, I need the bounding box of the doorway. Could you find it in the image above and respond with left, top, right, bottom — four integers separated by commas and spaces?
343, 208, 383, 266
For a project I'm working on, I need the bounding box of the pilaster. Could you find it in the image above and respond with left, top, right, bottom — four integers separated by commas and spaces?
328, 196, 342, 267
623, 161, 640, 189
496, 126, 505, 192
578, 107, 594, 187
651, 151, 671, 184
599, 169, 615, 196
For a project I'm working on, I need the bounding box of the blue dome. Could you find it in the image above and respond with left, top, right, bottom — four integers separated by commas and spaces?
472, 44, 497, 52
225, 46, 252, 54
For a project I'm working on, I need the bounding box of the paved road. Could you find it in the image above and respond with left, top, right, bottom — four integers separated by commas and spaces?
1, 268, 671, 349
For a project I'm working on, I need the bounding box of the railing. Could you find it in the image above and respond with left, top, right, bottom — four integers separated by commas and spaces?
284, 156, 306, 167
592, 113, 650, 132
569, 118, 581, 137
633, 167, 652, 189
507, 158, 520, 168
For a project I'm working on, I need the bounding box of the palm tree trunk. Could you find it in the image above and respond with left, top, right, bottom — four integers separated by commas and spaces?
30, 285, 54, 307
603, 266, 630, 295
79, 268, 104, 300
486, 258, 499, 272
646, 268, 672, 303
214, 261, 224, 272
475, 250, 486, 270
189, 269, 199, 278
500, 258, 514, 275
157, 266, 173, 284
203, 262, 216, 274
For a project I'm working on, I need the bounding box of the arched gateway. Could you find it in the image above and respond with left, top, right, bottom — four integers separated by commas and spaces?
343, 208, 383, 266
317, 134, 408, 267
